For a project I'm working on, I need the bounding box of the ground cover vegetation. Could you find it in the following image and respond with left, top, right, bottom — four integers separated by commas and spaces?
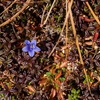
0, 0, 100, 100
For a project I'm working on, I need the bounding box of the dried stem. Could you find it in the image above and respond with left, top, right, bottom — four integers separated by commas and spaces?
0, 0, 31, 27
0, 0, 18, 15
86, 2, 100, 25
42, 0, 57, 26
65, 0, 69, 58
41, 3, 48, 24
48, 0, 73, 58
68, 1, 95, 99
68, 2, 83, 64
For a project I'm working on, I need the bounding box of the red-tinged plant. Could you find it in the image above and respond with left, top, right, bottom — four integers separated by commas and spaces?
93, 32, 99, 42
38, 65, 66, 100
14, 24, 24, 31
27, 85, 36, 94
50, 88, 56, 98
79, 15, 94, 22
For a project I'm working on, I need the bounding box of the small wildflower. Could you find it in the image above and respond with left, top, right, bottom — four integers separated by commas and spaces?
22, 40, 41, 57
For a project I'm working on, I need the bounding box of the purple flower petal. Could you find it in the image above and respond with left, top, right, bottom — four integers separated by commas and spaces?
22, 46, 28, 52
24, 40, 30, 45
22, 39, 41, 57
28, 50, 35, 57
34, 46, 41, 52
31, 40, 37, 45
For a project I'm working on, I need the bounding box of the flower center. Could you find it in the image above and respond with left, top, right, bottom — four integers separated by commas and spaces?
30, 44, 34, 48
29, 44, 35, 51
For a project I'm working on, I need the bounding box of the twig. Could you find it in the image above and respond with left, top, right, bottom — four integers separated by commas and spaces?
42, 0, 57, 26
48, 0, 73, 58
86, 2, 100, 25
0, 0, 31, 27
68, 3, 84, 64
65, 0, 69, 58
48, 9, 70, 58
41, 3, 48, 24
0, 0, 18, 15
68, 0, 88, 90
69, 1, 95, 99
16, 1, 47, 4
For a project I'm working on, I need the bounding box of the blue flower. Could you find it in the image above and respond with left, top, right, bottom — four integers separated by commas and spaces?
22, 40, 41, 57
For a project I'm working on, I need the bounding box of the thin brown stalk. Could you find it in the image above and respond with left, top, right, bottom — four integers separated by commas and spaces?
42, 0, 57, 26
0, 0, 31, 27
65, 0, 69, 58
68, 1, 95, 99
48, 14, 68, 58
0, 0, 18, 15
41, 3, 48, 24
68, 0, 88, 90
86, 2, 100, 25
48, 0, 73, 58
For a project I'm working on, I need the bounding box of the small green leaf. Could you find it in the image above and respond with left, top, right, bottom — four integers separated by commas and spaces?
0, 93, 4, 97
45, 72, 52, 77
59, 77, 65, 82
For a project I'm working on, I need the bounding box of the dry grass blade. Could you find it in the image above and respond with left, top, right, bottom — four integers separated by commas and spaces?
65, 0, 69, 58
48, 0, 73, 58
68, 0, 88, 92
0, 0, 18, 15
86, 2, 100, 25
41, 3, 48, 24
0, 0, 31, 27
68, 1, 95, 99
42, 0, 57, 26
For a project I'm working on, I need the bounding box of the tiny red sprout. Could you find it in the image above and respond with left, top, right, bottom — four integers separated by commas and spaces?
93, 32, 99, 42
79, 15, 94, 22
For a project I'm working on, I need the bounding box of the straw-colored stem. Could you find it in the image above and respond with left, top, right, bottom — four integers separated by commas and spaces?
0, 0, 18, 15
43, 0, 57, 26
86, 2, 100, 25
48, 0, 73, 58
0, 0, 31, 27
